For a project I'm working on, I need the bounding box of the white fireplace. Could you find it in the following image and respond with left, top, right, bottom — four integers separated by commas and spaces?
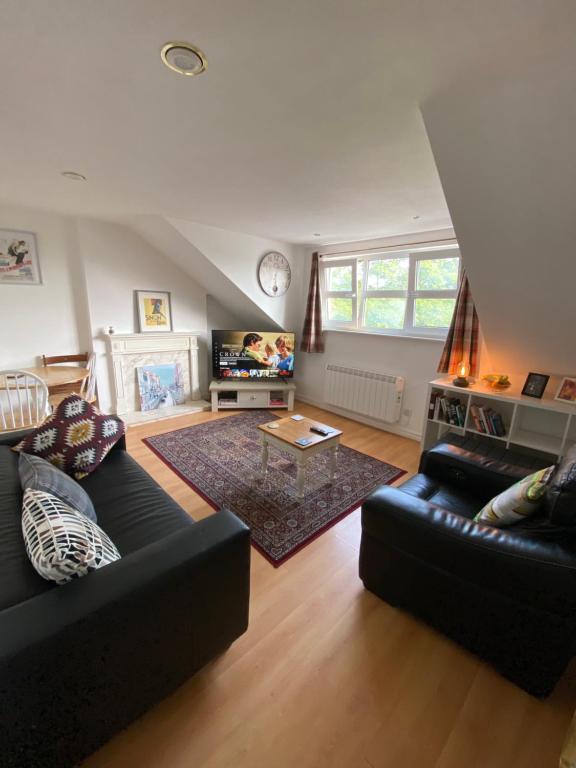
104, 332, 210, 425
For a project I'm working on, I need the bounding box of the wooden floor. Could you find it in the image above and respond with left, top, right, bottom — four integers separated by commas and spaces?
83, 402, 575, 768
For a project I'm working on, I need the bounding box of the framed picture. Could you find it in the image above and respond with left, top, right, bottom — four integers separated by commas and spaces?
135, 290, 173, 333
0, 229, 41, 285
137, 363, 185, 411
521, 372, 550, 399
555, 377, 576, 404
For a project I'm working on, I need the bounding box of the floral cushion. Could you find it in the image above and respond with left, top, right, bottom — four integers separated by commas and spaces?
14, 395, 125, 480
474, 466, 555, 527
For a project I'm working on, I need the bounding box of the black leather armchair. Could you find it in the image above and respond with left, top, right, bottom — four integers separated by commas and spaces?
360, 437, 576, 697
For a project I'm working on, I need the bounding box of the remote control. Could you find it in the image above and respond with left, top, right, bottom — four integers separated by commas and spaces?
310, 426, 331, 436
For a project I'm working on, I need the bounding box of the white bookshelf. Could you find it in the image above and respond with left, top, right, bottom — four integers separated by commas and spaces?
422, 377, 576, 460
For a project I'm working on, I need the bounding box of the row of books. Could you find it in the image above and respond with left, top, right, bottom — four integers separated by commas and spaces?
429, 393, 466, 427
428, 392, 507, 437
469, 404, 507, 437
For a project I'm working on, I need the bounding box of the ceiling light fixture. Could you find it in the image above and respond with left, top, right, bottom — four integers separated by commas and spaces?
161, 42, 207, 76
61, 171, 87, 181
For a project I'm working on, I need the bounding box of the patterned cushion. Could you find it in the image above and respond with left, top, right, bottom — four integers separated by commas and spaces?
14, 395, 125, 480
22, 488, 120, 584
475, 466, 555, 527
18, 452, 97, 522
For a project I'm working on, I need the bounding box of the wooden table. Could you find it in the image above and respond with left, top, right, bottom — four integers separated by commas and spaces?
24, 365, 89, 392
258, 415, 342, 498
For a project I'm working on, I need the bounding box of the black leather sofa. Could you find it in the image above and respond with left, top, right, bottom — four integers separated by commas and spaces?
360, 436, 576, 697
0, 430, 250, 768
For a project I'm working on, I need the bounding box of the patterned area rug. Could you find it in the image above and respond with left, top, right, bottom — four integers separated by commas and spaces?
144, 411, 405, 567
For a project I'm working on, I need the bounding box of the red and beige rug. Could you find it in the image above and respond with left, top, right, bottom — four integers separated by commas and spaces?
144, 411, 405, 566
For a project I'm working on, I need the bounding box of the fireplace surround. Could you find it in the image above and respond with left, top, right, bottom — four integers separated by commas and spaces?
104, 332, 210, 425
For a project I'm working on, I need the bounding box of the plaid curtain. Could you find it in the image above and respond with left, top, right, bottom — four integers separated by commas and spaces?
437, 270, 480, 377
300, 252, 325, 353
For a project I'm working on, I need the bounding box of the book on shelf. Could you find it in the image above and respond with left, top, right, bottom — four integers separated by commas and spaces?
469, 404, 506, 437
428, 392, 465, 427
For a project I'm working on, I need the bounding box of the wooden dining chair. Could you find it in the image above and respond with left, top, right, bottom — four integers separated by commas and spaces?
41, 353, 89, 366
0, 370, 50, 432
46, 352, 98, 409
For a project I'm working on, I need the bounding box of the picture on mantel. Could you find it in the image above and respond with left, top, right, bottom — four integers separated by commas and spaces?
137, 363, 185, 412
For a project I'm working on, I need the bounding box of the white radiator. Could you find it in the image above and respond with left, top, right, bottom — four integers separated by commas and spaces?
324, 365, 404, 423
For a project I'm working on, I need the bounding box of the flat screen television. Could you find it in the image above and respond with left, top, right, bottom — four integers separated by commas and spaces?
212, 330, 295, 379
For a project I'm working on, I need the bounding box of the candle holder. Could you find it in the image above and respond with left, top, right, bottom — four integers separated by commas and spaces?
453, 361, 470, 388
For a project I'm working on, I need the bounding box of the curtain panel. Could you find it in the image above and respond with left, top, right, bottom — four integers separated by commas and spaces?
300, 252, 325, 353
437, 270, 479, 377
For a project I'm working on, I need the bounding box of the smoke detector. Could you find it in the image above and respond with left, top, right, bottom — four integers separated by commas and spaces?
161, 42, 207, 76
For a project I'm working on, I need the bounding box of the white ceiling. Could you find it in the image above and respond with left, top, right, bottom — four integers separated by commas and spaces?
0, 0, 557, 243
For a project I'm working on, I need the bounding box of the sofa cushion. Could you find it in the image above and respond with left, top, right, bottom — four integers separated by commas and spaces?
78, 447, 194, 555
475, 466, 555, 527
398, 473, 482, 519
22, 489, 121, 584
544, 445, 576, 526
19, 452, 97, 522
14, 395, 125, 480
0, 446, 54, 610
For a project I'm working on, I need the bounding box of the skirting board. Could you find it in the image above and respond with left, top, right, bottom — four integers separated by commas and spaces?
295, 394, 421, 442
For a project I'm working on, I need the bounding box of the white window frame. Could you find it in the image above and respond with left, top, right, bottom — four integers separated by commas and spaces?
321, 258, 358, 329
320, 246, 460, 339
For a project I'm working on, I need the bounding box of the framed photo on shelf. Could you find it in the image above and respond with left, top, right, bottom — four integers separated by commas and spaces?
555, 377, 576, 404
135, 290, 173, 333
0, 229, 41, 285
521, 372, 550, 399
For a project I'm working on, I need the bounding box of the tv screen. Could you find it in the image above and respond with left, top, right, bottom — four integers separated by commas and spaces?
212, 331, 295, 379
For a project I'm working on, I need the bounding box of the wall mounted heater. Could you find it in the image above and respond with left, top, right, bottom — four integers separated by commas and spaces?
324, 364, 404, 423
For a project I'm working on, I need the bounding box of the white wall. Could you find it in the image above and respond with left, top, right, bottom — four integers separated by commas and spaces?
77, 219, 208, 412
0, 205, 91, 369
169, 218, 300, 330
293, 233, 455, 440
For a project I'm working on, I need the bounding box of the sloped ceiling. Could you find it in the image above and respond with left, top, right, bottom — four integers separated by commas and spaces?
130, 215, 296, 330
422, 8, 576, 377
0, 0, 559, 243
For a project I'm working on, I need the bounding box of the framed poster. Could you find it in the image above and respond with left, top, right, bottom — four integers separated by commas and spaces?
135, 290, 173, 332
0, 229, 41, 285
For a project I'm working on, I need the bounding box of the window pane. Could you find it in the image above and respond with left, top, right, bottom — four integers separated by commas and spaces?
416, 257, 459, 290
414, 298, 456, 327
326, 265, 352, 292
366, 258, 409, 290
364, 298, 406, 329
327, 297, 353, 322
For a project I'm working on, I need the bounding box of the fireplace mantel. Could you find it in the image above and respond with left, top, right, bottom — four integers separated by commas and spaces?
105, 332, 210, 425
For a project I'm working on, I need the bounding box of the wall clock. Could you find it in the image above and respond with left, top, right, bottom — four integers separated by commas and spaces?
258, 252, 291, 297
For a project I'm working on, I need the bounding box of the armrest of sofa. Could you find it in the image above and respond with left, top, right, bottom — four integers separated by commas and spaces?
0, 428, 34, 447
419, 440, 552, 500
361, 486, 576, 616
0, 509, 250, 768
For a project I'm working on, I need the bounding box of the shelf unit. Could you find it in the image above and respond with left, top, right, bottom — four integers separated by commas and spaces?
422, 377, 576, 461
209, 380, 296, 413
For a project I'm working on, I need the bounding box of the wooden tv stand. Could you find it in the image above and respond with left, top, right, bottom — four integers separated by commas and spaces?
209, 380, 296, 413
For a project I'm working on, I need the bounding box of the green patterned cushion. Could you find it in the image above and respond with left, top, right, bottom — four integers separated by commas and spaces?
475, 466, 555, 527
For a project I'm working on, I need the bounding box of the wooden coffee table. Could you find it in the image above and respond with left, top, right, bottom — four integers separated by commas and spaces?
257, 415, 342, 498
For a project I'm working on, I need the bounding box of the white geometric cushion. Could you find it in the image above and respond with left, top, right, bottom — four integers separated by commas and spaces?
22, 488, 120, 584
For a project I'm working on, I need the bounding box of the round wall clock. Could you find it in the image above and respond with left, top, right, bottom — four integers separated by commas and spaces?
258, 252, 291, 297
